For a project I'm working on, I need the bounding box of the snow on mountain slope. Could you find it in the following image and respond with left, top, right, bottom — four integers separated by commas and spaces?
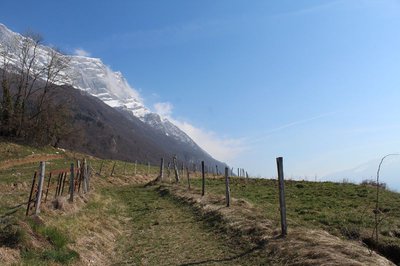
0, 23, 199, 149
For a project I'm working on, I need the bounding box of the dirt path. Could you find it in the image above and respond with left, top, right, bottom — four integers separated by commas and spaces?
0, 154, 63, 170
106, 185, 272, 266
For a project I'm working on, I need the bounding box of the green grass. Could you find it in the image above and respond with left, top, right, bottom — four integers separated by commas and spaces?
20, 220, 79, 265
0, 141, 61, 162
187, 177, 400, 262
104, 185, 274, 265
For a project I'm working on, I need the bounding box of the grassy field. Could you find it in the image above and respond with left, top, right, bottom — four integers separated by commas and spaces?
1, 141, 400, 264
187, 176, 400, 263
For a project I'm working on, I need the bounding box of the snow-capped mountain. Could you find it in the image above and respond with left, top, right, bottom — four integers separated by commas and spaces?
0, 23, 199, 150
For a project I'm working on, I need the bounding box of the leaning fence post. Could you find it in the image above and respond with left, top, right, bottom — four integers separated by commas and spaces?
61, 172, 67, 195
201, 161, 205, 196
34, 162, 45, 215
111, 161, 116, 177
26, 171, 37, 216
276, 157, 287, 237
225, 167, 230, 207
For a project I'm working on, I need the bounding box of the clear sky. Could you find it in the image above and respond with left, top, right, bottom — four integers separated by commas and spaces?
1, 0, 400, 189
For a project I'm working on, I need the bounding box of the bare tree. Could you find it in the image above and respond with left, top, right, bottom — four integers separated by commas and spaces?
0, 31, 71, 144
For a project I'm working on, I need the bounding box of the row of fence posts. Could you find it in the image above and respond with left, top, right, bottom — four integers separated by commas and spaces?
154, 156, 287, 237
26, 159, 91, 216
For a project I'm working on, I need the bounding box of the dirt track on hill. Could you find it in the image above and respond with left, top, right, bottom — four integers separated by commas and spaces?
0, 154, 63, 170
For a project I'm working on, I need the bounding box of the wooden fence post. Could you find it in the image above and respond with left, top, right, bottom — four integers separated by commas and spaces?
225, 167, 230, 207
61, 172, 67, 195
34, 162, 45, 215
111, 161, 116, 177
123, 162, 127, 175
69, 163, 74, 202
277, 157, 287, 237
26, 171, 37, 216
187, 167, 191, 190
83, 159, 88, 193
134, 160, 137, 175
173, 156, 180, 182
147, 162, 150, 175
159, 158, 164, 181
201, 161, 205, 196
99, 161, 104, 175
55, 173, 61, 197
167, 162, 171, 182
44, 173, 52, 203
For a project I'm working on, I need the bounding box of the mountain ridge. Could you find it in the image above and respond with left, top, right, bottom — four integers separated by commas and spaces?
0, 22, 224, 169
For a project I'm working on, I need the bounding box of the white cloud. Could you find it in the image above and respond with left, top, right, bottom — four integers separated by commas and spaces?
154, 102, 173, 117
172, 119, 246, 162
73, 48, 91, 57
153, 101, 246, 162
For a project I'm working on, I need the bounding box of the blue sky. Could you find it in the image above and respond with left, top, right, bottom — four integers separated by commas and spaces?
2, 0, 400, 188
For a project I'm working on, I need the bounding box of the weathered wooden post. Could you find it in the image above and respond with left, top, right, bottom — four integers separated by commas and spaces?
69, 163, 74, 202
83, 159, 88, 193
276, 157, 287, 237
225, 167, 230, 207
157, 158, 164, 182
237, 168, 240, 177
76, 160, 81, 192
216, 165, 219, 176
111, 161, 116, 177
55, 173, 61, 197
187, 167, 191, 190
134, 160, 137, 175
167, 162, 171, 182
34, 162, 45, 215
61, 172, 67, 195
123, 162, 127, 175
87, 162, 91, 191
99, 161, 104, 175
173, 156, 180, 182
201, 161, 205, 196
26, 171, 37, 216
